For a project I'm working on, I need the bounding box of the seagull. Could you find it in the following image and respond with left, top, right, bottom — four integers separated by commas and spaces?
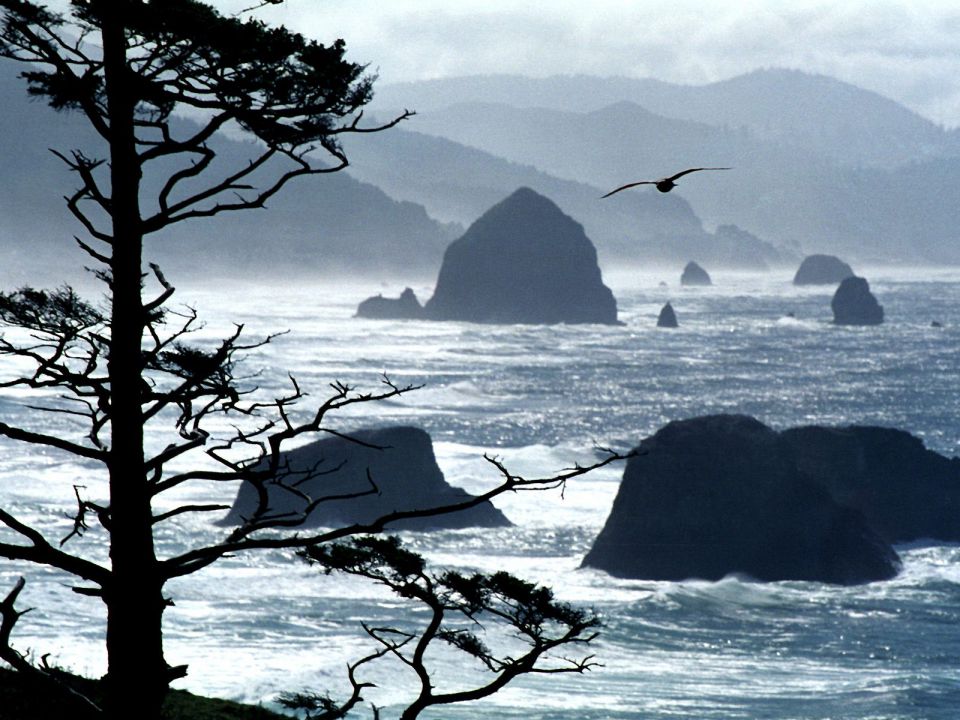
602, 167, 731, 197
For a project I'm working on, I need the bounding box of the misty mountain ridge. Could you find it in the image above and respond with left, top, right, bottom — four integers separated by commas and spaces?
5, 57, 958, 280
373, 68, 960, 168
368, 71, 960, 265
0, 59, 458, 285
5, 47, 768, 282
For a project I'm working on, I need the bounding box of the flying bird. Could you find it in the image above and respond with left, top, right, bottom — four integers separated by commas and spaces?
602, 167, 732, 198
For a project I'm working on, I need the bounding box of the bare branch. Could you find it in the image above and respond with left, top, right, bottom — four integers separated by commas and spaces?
0, 577, 104, 713
143, 263, 175, 313
278, 635, 391, 720
60, 484, 110, 546
0, 578, 33, 674
152, 504, 231, 524
0, 421, 107, 462
0, 509, 110, 585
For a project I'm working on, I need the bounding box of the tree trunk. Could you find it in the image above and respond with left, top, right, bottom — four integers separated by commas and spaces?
100, 5, 169, 719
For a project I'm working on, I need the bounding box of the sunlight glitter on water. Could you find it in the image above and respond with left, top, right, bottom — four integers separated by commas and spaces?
1, 270, 959, 717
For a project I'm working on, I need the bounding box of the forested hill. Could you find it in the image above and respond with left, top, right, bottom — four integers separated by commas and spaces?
0, 60, 459, 285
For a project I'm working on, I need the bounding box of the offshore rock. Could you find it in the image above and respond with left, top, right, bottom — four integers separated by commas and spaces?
356, 287, 424, 320
222, 426, 510, 531
423, 187, 619, 324
656, 302, 679, 328
793, 254, 855, 285
583, 415, 901, 585
832, 276, 884, 325
680, 261, 712, 286
781, 425, 960, 543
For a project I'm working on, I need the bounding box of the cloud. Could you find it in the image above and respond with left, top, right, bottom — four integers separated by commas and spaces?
48, 0, 960, 126
282, 0, 957, 126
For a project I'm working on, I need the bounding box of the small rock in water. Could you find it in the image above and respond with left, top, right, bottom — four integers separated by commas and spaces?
355, 287, 424, 319
657, 301, 679, 328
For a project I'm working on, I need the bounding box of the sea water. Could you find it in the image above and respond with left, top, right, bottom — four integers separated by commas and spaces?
0, 267, 958, 719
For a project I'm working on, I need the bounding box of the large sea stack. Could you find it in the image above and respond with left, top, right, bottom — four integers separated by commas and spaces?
832, 276, 884, 325
222, 426, 510, 530
423, 188, 619, 324
583, 415, 903, 585
793, 254, 854, 285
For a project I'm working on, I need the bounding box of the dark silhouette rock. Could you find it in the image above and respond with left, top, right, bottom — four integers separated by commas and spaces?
356, 287, 424, 319
832, 276, 884, 325
793, 254, 854, 285
656, 302, 678, 328
781, 425, 960, 543
222, 426, 510, 531
423, 187, 619, 324
680, 261, 711, 286
582, 415, 901, 585
931, 320, 943, 328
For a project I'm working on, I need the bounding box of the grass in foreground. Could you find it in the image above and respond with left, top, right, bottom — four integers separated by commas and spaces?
0, 667, 287, 720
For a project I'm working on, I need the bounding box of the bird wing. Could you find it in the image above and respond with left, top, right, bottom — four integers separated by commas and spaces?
601, 181, 656, 198
666, 167, 732, 182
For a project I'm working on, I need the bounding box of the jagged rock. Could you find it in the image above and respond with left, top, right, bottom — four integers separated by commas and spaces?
356, 287, 424, 319
832, 276, 884, 325
793, 254, 854, 285
656, 302, 678, 328
423, 187, 619, 324
222, 426, 511, 531
582, 415, 902, 585
680, 261, 711, 286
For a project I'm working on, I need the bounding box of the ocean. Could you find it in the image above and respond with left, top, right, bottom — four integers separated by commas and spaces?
0, 267, 958, 719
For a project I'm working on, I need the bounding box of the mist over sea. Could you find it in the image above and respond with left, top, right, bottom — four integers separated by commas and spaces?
1, 267, 958, 718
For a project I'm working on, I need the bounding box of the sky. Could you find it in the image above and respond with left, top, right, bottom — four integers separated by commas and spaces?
206, 0, 960, 129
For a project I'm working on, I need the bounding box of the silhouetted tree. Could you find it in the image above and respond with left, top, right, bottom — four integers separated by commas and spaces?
285, 536, 600, 720
0, 3, 623, 719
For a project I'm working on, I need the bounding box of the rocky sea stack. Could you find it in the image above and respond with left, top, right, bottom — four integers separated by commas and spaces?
583, 415, 917, 585
780, 425, 960, 543
832, 276, 884, 325
423, 187, 619, 324
793, 254, 854, 285
657, 302, 679, 328
222, 426, 510, 531
356, 287, 424, 319
680, 261, 712, 286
